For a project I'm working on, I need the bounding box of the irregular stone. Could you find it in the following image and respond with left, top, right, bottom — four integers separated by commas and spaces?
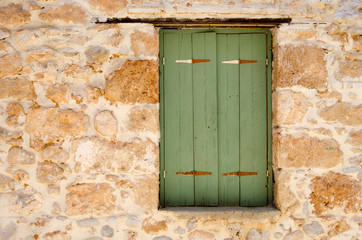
346, 130, 362, 147
0, 174, 15, 192
246, 228, 268, 240
5, 131, 23, 146
25, 107, 89, 141
94, 110, 118, 137
41, 145, 69, 164
328, 220, 350, 237
128, 107, 159, 133
0, 4, 31, 26
30, 215, 51, 232
61, 64, 93, 83
43, 230, 70, 240
34, 72, 57, 85
275, 45, 327, 89
6, 103, 25, 127
274, 171, 299, 214
188, 230, 215, 240
336, 58, 362, 81
52, 202, 61, 214
131, 30, 158, 57
153, 237, 172, 240
317, 90, 342, 101
134, 175, 159, 210
0, 77, 36, 100
274, 134, 342, 168
36, 161, 65, 183
90, 0, 127, 15
65, 183, 116, 216
46, 84, 69, 104
76, 218, 100, 227
274, 232, 283, 239
0, 222, 17, 240
9, 186, 42, 216
273, 90, 312, 125
25, 47, 57, 63
108, 32, 123, 47
0, 41, 14, 55
85, 45, 110, 64
12, 169, 29, 182
126, 215, 141, 227
47, 184, 60, 196
319, 102, 362, 126
86, 86, 103, 104
85, 238, 103, 240
142, 217, 167, 234
283, 230, 304, 240
310, 172, 361, 215
101, 225, 114, 238
0, 53, 23, 78
105, 60, 158, 104
39, 3, 88, 24
174, 227, 186, 235
8, 147, 35, 166
302, 221, 324, 237
0, 28, 10, 39
71, 93, 83, 104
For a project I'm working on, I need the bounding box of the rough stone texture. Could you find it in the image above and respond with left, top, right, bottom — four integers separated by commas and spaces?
41, 145, 69, 164
12, 169, 29, 182
105, 60, 158, 104
94, 110, 118, 137
246, 228, 268, 240
0, 28, 10, 39
6, 103, 25, 127
274, 171, 299, 214
134, 175, 159, 210
0, 53, 23, 78
61, 64, 94, 83
9, 186, 42, 216
328, 220, 350, 237
0, 4, 31, 26
85, 45, 110, 64
0, 174, 15, 192
346, 130, 362, 147
86, 86, 103, 104
128, 107, 159, 133
142, 217, 167, 234
0, 77, 36, 101
43, 230, 70, 240
90, 0, 127, 15
39, 3, 88, 24
36, 161, 65, 183
188, 230, 215, 240
274, 134, 343, 168
101, 225, 114, 238
65, 183, 116, 216
310, 172, 361, 215
336, 58, 362, 81
273, 90, 312, 125
283, 230, 304, 240
46, 84, 70, 104
275, 45, 327, 89
319, 102, 362, 126
131, 30, 159, 57
7, 147, 35, 166
0, 41, 14, 55
76, 218, 99, 227
25, 107, 89, 142
302, 221, 324, 237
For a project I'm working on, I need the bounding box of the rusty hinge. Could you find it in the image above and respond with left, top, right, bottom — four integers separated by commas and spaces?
175, 59, 210, 64
222, 171, 258, 176
176, 171, 212, 176
222, 60, 257, 64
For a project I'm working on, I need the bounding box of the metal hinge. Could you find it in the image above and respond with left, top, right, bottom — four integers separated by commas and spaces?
163, 57, 165, 65
266, 58, 268, 66
163, 170, 166, 179
266, 169, 269, 177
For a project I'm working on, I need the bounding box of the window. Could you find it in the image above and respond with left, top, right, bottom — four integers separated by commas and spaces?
159, 29, 272, 207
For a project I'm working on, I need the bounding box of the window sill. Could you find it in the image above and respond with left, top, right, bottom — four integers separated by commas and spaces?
159, 206, 281, 222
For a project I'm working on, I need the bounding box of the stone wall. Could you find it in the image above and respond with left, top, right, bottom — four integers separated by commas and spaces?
0, 0, 361, 239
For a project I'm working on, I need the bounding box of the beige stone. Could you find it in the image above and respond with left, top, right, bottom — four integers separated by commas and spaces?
273, 90, 312, 125
283, 230, 304, 240
34, 72, 58, 85
134, 175, 159, 210
12, 169, 29, 182
0, 174, 15, 192
336, 58, 362, 81
0, 41, 14, 55
43, 230, 70, 240
41, 145, 69, 164
108, 32, 123, 47
328, 220, 350, 237
319, 102, 362, 126
310, 172, 361, 215
65, 183, 116, 216
25, 48, 57, 63
0, 77, 36, 100
105, 60, 159, 104
90, 0, 127, 15
131, 30, 159, 57
52, 202, 61, 214
188, 230, 215, 240
142, 217, 167, 234
86, 86, 103, 104
39, 3, 88, 24
0, 28, 10, 39
316, 90, 342, 101
46, 84, 69, 104
274, 134, 342, 168
274, 171, 299, 214
9, 186, 42, 216
6, 132, 23, 146
71, 93, 83, 104
0, 4, 31, 26
94, 110, 118, 137
37, 161, 65, 183
61, 64, 93, 83
128, 107, 159, 133
48, 184, 60, 196
0, 53, 23, 78
8, 147, 35, 166
25, 107, 89, 141
29, 137, 46, 152
6, 103, 25, 127
85, 45, 110, 64
346, 130, 362, 147
274, 45, 327, 89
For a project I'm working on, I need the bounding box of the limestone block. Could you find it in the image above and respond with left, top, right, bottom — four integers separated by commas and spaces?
36, 161, 65, 183
105, 60, 158, 104
274, 134, 342, 168
90, 0, 128, 15
39, 3, 88, 24
0, 174, 15, 192
9, 186, 42, 216
0, 41, 14, 55
34, 72, 58, 85
6, 103, 25, 127
7, 147, 35, 166
273, 90, 312, 125
46, 84, 70, 104
94, 110, 118, 137
134, 175, 159, 211
76, 218, 100, 227
188, 230, 215, 240
0, 77, 36, 101
274, 171, 299, 214
128, 107, 159, 133
0, 53, 23, 78
131, 30, 159, 57
346, 130, 362, 147
310, 172, 361, 215
328, 220, 350, 237
65, 183, 116, 216
319, 102, 362, 126
142, 217, 167, 234
302, 221, 324, 237
283, 230, 304, 240
61, 64, 93, 83
41, 145, 69, 164
43, 230, 70, 240
336, 58, 362, 81
6, 132, 23, 146
12, 169, 29, 182
85, 45, 110, 64
274, 45, 327, 89
246, 228, 268, 240
0, 28, 10, 39
0, 4, 31, 26
25, 48, 57, 63
86, 86, 103, 104
101, 225, 114, 238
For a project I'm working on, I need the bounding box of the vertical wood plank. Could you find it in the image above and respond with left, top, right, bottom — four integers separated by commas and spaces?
217, 34, 240, 206
239, 34, 268, 206
192, 32, 218, 206
164, 33, 195, 206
